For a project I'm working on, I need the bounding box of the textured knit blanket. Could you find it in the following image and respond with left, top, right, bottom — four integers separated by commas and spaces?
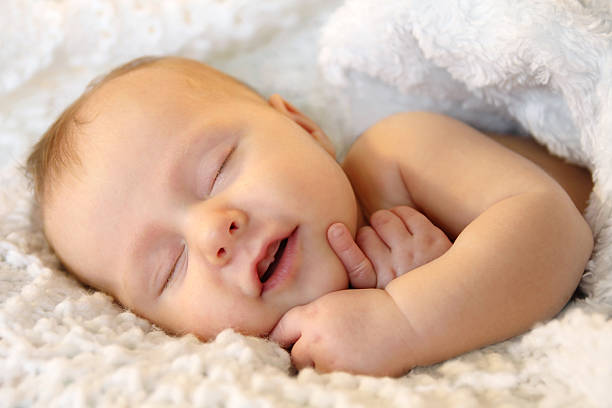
1, 0, 611, 406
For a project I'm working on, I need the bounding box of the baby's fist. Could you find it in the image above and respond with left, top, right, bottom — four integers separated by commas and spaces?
360, 206, 451, 287
328, 206, 451, 289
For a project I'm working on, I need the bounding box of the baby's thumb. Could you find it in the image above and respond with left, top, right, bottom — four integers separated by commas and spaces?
327, 223, 376, 289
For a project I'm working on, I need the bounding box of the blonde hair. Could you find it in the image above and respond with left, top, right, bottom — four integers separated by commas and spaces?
26, 56, 164, 204
25, 56, 261, 205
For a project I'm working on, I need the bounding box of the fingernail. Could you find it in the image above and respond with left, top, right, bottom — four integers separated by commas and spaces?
330, 223, 344, 238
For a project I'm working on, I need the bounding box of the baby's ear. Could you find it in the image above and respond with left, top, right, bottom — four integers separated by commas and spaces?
268, 94, 336, 157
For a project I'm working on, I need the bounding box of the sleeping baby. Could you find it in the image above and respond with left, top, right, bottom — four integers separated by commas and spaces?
26, 56, 594, 376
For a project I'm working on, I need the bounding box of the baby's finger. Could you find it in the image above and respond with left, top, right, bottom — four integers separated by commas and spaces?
356, 226, 395, 288
390, 206, 437, 236
327, 223, 376, 289
370, 209, 414, 249
289, 337, 315, 370
268, 306, 304, 349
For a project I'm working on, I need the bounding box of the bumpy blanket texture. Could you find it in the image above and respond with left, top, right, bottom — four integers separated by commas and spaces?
1, 0, 611, 406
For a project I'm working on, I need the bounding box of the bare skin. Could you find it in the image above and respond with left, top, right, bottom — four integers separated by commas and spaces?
270, 112, 593, 375
485, 133, 592, 213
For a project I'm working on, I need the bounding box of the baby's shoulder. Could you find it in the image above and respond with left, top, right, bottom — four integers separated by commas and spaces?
340, 113, 443, 212
346, 111, 458, 160
340, 111, 487, 214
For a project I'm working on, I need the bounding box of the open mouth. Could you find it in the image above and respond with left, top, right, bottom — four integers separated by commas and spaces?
258, 237, 289, 283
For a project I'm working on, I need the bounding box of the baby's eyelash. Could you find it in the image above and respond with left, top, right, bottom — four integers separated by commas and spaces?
212, 146, 235, 186
162, 243, 186, 293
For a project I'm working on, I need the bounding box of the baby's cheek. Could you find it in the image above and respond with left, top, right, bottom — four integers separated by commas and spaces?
308, 251, 350, 300
189, 294, 279, 337
152, 293, 228, 340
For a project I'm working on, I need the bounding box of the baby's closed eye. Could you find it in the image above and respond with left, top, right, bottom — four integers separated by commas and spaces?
160, 241, 188, 295
201, 143, 235, 197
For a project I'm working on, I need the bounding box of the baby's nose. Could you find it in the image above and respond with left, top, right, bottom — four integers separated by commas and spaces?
198, 208, 248, 267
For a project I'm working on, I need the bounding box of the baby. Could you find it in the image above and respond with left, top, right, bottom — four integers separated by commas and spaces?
26, 56, 594, 376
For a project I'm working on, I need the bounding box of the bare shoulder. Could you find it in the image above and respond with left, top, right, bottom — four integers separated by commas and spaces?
344, 111, 474, 170
341, 113, 423, 219
354, 111, 504, 159
343, 111, 574, 238
342, 111, 486, 219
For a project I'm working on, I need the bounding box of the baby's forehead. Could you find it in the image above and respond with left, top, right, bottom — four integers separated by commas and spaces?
84, 59, 251, 112
77, 64, 259, 150
83, 66, 204, 114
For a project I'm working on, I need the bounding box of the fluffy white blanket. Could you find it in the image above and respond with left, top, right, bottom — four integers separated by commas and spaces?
1, 0, 611, 406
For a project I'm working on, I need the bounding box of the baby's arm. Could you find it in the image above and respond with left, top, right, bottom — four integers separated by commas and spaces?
340, 112, 593, 367
270, 112, 593, 376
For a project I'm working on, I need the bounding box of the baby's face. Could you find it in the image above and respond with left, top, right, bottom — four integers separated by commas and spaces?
45, 62, 358, 338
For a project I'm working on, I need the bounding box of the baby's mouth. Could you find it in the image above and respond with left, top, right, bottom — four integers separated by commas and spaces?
257, 237, 289, 283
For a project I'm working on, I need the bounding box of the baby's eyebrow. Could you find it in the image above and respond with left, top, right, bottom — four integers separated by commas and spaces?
167, 125, 243, 198
166, 128, 220, 196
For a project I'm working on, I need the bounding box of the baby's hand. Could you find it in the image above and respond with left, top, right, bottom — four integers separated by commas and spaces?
269, 289, 417, 376
328, 206, 452, 288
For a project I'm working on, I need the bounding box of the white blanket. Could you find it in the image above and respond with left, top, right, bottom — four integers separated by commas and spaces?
1, 0, 611, 406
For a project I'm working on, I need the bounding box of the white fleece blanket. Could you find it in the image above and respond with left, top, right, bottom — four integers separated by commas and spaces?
1, 0, 611, 406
